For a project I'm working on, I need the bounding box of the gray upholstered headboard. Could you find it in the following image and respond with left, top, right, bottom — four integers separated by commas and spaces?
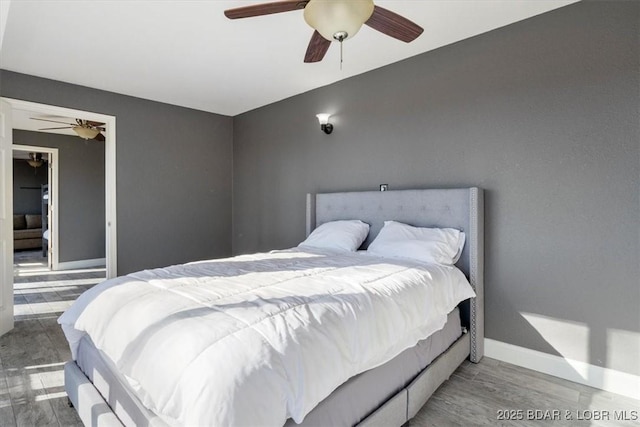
306, 188, 484, 362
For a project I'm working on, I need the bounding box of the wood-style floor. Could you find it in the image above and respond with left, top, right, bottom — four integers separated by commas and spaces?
1, 250, 103, 426
1, 251, 638, 426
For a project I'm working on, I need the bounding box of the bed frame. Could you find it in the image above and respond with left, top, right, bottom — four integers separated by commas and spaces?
306, 187, 484, 426
64, 187, 484, 427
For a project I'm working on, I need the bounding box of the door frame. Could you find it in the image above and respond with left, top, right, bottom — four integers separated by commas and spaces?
1, 98, 117, 279
12, 144, 59, 270
1, 99, 14, 335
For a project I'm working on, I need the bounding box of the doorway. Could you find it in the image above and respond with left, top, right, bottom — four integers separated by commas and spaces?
0, 98, 117, 337
12, 145, 58, 270
2, 98, 117, 276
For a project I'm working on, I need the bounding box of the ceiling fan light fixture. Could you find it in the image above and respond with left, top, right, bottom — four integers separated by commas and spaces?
73, 126, 100, 140
304, 0, 374, 42
27, 152, 44, 168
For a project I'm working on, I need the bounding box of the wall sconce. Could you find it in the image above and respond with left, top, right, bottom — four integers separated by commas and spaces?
316, 113, 333, 134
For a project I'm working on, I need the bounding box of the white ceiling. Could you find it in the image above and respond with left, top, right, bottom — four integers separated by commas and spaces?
0, 0, 579, 117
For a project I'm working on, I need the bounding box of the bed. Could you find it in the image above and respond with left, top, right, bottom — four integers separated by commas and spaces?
60, 187, 484, 426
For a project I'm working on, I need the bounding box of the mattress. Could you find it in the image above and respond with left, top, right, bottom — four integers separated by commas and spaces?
75, 307, 462, 427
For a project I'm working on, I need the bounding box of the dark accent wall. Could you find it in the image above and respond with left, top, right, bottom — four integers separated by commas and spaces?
233, 1, 640, 376
13, 157, 47, 215
0, 71, 234, 274
14, 131, 106, 262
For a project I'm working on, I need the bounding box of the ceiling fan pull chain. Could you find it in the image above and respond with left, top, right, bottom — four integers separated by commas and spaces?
331, 31, 348, 70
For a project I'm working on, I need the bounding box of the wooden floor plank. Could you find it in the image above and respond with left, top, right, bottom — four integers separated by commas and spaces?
411, 358, 639, 427
0, 352, 18, 427
486, 360, 581, 402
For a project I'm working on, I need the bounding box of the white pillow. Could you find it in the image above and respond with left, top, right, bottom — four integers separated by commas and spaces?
299, 220, 370, 252
367, 221, 465, 265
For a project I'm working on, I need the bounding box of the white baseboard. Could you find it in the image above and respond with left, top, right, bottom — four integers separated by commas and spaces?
485, 338, 640, 400
56, 258, 106, 270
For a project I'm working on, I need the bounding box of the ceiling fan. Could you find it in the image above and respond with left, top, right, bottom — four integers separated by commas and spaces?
27, 152, 44, 169
224, 0, 424, 63
31, 117, 106, 141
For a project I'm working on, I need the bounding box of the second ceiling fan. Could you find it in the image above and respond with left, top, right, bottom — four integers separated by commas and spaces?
224, 0, 424, 63
31, 117, 106, 142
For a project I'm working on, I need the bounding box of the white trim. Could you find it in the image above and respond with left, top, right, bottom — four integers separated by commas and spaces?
1, 97, 117, 279
485, 338, 640, 400
57, 258, 106, 270
12, 144, 59, 270
104, 115, 117, 279
0, 99, 14, 336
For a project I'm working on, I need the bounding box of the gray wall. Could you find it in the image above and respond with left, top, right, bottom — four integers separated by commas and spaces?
13, 157, 47, 215
233, 1, 640, 376
14, 131, 105, 262
0, 71, 234, 274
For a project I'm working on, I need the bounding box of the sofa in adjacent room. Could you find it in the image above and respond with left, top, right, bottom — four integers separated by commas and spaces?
14, 214, 43, 250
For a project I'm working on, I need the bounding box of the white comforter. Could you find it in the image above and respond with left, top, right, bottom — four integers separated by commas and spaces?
59, 248, 475, 426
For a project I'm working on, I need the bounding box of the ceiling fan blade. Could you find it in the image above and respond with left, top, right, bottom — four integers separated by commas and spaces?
38, 126, 72, 130
86, 120, 105, 127
365, 5, 424, 43
304, 30, 331, 63
94, 132, 106, 142
31, 117, 75, 126
225, 0, 308, 19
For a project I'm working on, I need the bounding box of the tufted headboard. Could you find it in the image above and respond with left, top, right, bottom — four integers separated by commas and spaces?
305, 188, 484, 362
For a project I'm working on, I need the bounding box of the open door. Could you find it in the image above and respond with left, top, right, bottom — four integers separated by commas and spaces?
0, 99, 14, 336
